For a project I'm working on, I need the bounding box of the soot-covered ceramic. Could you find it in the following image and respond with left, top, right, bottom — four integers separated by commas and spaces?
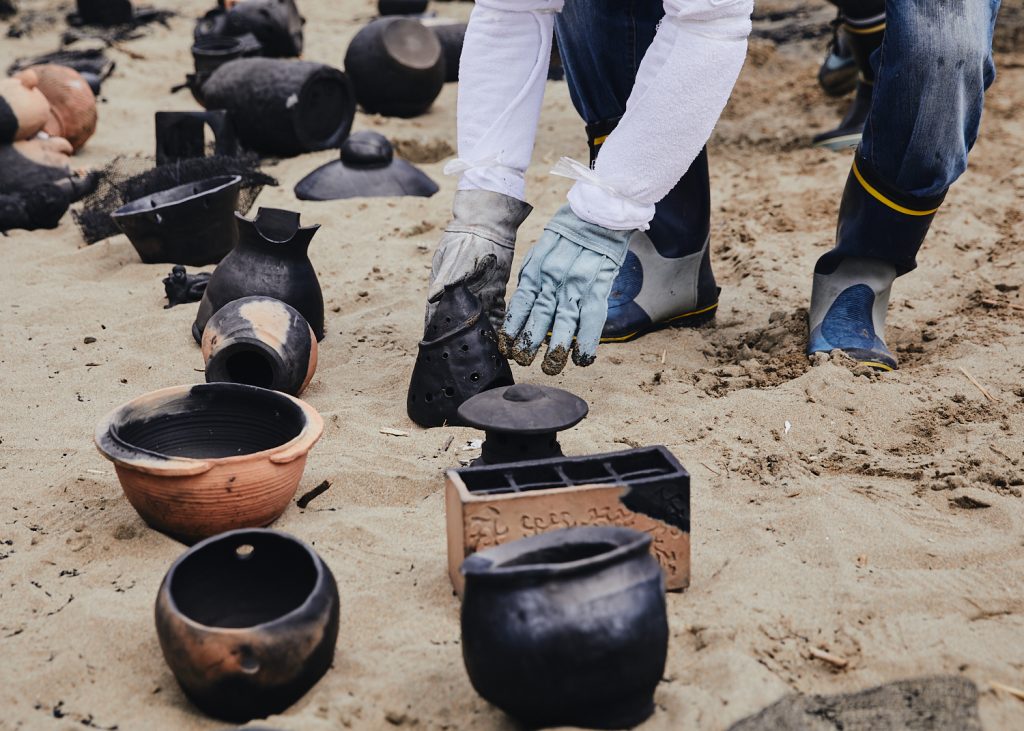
155, 528, 339, 721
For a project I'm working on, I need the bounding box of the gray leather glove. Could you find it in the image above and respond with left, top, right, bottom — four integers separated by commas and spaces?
427, 189, 533, 330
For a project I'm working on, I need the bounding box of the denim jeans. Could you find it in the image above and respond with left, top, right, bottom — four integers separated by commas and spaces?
822, 0, 1001, 273
553, 0, 710, 261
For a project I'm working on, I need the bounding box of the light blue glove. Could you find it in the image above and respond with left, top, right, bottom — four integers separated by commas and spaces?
499, 205, 633, 375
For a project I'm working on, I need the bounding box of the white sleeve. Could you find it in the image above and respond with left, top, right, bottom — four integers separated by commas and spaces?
566, 0, 753, 231
448, 0, 564, 202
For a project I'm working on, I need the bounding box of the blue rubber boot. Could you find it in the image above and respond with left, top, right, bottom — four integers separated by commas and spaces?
808, 257, 897, 370
591, 129, 718, 343
808, 153, 945, 371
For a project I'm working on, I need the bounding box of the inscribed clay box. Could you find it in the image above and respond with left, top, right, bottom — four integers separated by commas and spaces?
445, 445, 690, 596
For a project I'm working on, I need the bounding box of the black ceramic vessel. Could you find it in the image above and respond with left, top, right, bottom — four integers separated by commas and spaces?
407, 284, 514, 428
155, 528, 339, 722
76, 0, 133, 26
155, 110, 240, 166
163, 265, 211, 308
193, 207, 324, 343
378, 0, 428, 15
188, 34, 261, 104
457, 383, 588, 464
295, 131, 438, 201
227, 0, 305, 57
344, 18, 444, 118
461, 526, 668, 729
201, 58, 356, 156
112, 175, 242, 266
428, 22, 466, 83
202, 295, 317, 397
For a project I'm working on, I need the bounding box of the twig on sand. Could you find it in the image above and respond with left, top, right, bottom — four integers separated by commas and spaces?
380, 427, 409, 437
700, 462, 721, 476
296, 480, 331, 509
980, 299, 1024, 312
990, 680, 1024, 702
441, 435, 454, 452
958, 367, 999, 403
809, 646, 849, 669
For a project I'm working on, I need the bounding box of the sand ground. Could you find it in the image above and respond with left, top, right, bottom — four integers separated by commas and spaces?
1, 0, 1023, 729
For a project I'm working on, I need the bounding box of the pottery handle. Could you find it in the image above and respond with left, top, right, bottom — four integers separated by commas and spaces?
269, 399, 324, 465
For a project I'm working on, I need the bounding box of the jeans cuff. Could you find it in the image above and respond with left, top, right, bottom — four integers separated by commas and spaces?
854, 151, 948, 216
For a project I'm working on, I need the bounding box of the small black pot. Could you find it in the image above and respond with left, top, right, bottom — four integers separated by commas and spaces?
344, 18, 444, 118
76, 0, 133, 26
155, 528, 339, 722
227, 0, 305, 57
461, 526, 668, 729
202, 296, 317, 397
112, 175, 241, 266
201, 58, 356, 156
193, 207, 324, 343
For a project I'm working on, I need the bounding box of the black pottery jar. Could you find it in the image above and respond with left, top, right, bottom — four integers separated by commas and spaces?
344, 18, 444, 118
202, 295, 318, 397
201, 58, 356, 156
461, 526, 668, 729
76, 0, 133, 26
112, 175, 241, 266
155, 528, 339, 722
193, 207, 324, 343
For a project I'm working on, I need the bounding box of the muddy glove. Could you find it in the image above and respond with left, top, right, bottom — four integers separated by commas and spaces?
427, 189, 533, 330
499, 205, 632, 375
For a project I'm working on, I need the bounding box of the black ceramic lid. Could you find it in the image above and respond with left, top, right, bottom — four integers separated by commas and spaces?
341, 130, 393, 167
457, 383, 588, 435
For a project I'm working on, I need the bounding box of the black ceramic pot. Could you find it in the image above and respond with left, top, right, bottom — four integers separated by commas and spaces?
112, 175, 242, 266
76, 0, 133, 26
344, 18, 444, 118
427, 22, 466, 83
190, 34, 261, 103
154, 110, 240, 166
378, 0, 428, 15
202, 296, 318, 397
201, 58, 356, 156
461, 526, 668, 729
193, 207, 324, 343
155, 528, 339, 722
226, 0, 305, 57
407, 284, 514, 428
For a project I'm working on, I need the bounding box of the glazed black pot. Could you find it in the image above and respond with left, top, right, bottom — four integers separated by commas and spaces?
378, 0, 428, 15
202, 296, 318, 397
193, 207, 324, 343
344, 18, 444, 118
461, 526, 668, 730
111, 175, 241, 266
155, 528, 339, 722
76, 0, 133, 26
227, 0, 305, 57
427, 22, 466, 83
201, 58, 356, 156
407, 284, 514, 428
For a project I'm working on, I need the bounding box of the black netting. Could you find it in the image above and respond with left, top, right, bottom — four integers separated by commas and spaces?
74, 153, 276, 244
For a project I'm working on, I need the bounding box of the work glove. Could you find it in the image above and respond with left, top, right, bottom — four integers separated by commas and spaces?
426, 189, 533, 330
499, 205, 632, 376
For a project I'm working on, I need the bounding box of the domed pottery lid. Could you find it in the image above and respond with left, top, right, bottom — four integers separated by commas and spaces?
457, 383, 588, 436
294, 130, 438, 201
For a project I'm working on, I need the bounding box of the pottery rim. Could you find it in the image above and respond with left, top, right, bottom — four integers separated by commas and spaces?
112, 175, 242, 220
461, 526, 653, 582
160, 528, 331, 634
94, 383, 324, 477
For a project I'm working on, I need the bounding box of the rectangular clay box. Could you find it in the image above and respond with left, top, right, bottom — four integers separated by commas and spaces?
445, 446, 690, 596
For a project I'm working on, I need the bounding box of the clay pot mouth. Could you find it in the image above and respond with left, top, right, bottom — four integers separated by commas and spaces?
461, 526, 652, 582
243, 207, 320, 245
381, 18, 442, 71
164, 528, 328, 631
95, 383, 323, 474
209, 341, 281, 390
113, 175, 241, 221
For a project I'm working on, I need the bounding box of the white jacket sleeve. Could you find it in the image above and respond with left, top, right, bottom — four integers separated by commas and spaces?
447, 0, 564, 202
567, 0, 753, 230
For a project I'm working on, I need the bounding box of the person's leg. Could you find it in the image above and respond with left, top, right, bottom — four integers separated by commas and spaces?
813, 0, 886, 150
555, 0, 718, 343
808, 0, 1000, 369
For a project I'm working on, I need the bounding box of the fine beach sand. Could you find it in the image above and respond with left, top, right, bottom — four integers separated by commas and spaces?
2, 0, 1023, 728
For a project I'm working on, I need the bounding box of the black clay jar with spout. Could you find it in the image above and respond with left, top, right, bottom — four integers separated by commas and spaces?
461, 526, 668, 729
193, 207, 324, 343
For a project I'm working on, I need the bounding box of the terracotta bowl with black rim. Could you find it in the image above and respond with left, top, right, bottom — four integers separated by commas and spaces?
95, 383, 323, 544
112, 174, 241, 266
155, 528, 339, 721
